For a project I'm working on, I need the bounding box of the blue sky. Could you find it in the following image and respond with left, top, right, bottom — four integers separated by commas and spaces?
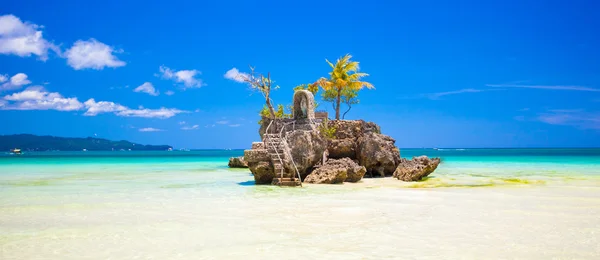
1, 0, 599, 148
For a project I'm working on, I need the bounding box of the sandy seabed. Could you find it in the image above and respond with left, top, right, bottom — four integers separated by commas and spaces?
1, 171, 599, 260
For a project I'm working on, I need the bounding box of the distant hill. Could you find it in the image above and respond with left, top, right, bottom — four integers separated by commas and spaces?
0, 134, 172, 151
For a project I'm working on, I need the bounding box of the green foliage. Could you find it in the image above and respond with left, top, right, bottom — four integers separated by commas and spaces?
258, 104, 292, 125
315, 54, 374, 120
318, 119, 337, 139
294, 83, 319, 96
295, 83, 320, 109
322, 87, 359, 119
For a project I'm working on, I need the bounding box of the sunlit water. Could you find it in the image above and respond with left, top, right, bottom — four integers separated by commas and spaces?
1, 149, 599, 259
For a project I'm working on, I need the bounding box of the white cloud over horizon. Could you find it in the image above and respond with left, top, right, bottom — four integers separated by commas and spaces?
0, 14, 58, 60
1, 87, 186, 119
2, 86, 84, 111
534, 109, 600, 130
139, 127, 164, 132
224, 67, 249, 83
158, 65, 204, 88
65, 38, 126, 70
133, 82, 159, 96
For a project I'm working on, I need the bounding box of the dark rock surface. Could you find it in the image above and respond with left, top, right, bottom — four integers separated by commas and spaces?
393, 156, 441, 181
357, 132, 401, 177
228, 156, 248, 168
248, 161, 276, 184
287, 130, 327, 178
305, 158, 366, 184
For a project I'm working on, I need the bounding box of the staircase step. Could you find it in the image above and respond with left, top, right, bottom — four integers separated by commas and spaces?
273, 179, 302, 187
273, 178, 295, 181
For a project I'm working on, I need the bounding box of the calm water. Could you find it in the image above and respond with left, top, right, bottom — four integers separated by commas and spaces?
1, 149, 599, 259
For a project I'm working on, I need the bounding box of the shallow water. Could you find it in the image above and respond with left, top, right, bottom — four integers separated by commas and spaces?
1, 149, 599, 259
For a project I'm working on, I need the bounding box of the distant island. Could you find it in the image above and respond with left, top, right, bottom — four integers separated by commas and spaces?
0, 134, 172, 151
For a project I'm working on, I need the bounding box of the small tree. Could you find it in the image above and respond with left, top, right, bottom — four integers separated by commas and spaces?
341, 89, 359, 120
322, 88, 358, 119
315, 54, 374, 120
239, 66, 278, 119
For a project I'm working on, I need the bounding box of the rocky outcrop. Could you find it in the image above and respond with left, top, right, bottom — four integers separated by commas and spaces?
324, 120, 399, 177
248, 161, 275, 184
357, 132, 401, 177
287, 130, 327, 178
393, 156, 441, 181
327, 138, 356, 159
305, 158, 366, 184
342, 158, 367, 182
228, 156, 248, 168
243, 118, 440, 185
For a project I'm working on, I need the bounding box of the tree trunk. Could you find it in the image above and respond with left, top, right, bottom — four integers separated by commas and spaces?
342, 103, 352, 120
335, 89, 341, 120
266, 92, 276, 119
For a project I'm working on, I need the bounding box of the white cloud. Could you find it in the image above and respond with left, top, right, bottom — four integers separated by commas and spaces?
157, 65, 204, 88
536, 109, 600, 130
205, 124, 215, 128
65, 38, 125, 70
133, 82, 159, 96
178, 121, 186, 125
83, 99, 127, 116
2, 86, 83, 111
0, 14, 57, 60
116, 107, 186, 119
426, 88, 487, 100
486, 84, 600, 92
0, 72, 31, 92
2, 86, 186, 119
165, 90, 175, 96
83, 99, 187, 119
139, 127, 164, 132
229, 124, 241, 127
216, 120, 229, 124
224, 67, 249, 83
10, 73, 30, 86
181, 124, 199, 130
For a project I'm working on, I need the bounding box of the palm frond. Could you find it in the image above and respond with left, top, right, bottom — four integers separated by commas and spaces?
325, 59, 335, 69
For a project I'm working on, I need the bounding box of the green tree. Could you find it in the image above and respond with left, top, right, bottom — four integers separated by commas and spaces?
315, 54, 374, 120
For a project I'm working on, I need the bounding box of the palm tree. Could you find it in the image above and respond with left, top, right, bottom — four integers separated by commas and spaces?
316, 54, 374, 120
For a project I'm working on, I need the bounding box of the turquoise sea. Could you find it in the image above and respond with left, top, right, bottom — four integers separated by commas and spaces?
1, 149, 600, 259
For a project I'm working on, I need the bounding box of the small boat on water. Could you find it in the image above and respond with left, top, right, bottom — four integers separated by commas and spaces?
10, 148, 22, 155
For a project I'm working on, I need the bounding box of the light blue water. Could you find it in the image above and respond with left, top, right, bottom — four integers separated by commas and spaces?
1, 149, 600, 259
0, 148, 598, 189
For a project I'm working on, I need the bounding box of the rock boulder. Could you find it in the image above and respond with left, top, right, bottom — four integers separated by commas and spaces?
287, 130, 327, 178
304, 158, 366, 184
357, 132, 401, 177
228, 156, 248, 168
248, 161, 276, 184
393, 156, 441, 181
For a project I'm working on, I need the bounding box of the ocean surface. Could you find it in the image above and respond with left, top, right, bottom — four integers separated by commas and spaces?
1, 148, 599, 259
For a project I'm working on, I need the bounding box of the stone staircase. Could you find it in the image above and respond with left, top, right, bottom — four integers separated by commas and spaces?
263, 133, 301, 187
